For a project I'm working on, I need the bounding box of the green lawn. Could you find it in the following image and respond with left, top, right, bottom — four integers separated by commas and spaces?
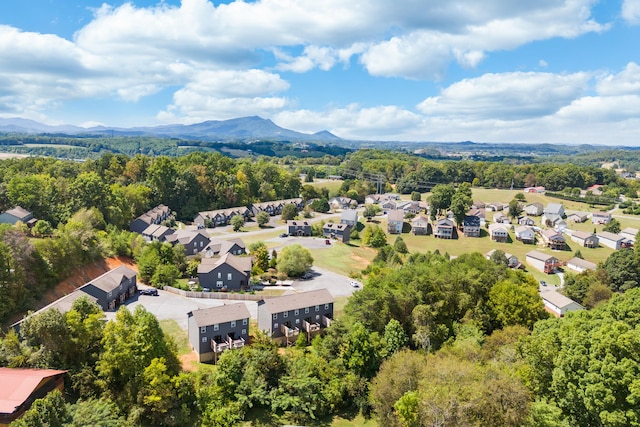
308, 241, 376, 277
159, 319, 191, 356
308, 179, 344, 196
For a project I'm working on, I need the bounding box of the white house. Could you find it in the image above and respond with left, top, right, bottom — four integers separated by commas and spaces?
544, 203, 565, 218
524, 203, 544, 216
486, 249, 520, 268
567, 212, 589, 223
541, 290, 583, 317
597, 231, 629, 250
493, 212, 511, 224
621, 227, 639, 242
570, 231, 599, 248
488, 223, 509, 242
340, 210, 358, 226
526, 250, 560, 274
566, 257, 597, 273
592, 211, 612, 225
514, 225, 535, 244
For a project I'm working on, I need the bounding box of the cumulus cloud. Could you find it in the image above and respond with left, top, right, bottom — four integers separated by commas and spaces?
596, 62, 640, 96
417, 72, 591, 120
622, 0, 640, 24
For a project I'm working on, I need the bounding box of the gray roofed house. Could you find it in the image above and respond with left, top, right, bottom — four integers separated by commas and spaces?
287, 220, 311, 236
258, 289, 334, 345
188, 303, 250, 363
514, 225, 535, 243
592, 211, 612, 225
205, 238, 247, 257
411, 215, 431, 235
621, 227, 639, 242
387, 209, 405, 234
198, 253, 252, 291
323, 222, 352, 243
165, 229, 211, 255
341, 209, 359, 226
567, 211, 589, 223
544, 203, 565, 217
524, 202, 544, 216
78, 265, 138, 311
570, 231, 599, 248
566, 257, 597, 273
129, 204, 171, 233
541, 290, 583, 317
463, 215, 481, 237
597, 231, 630, 250
0, 206, 34, 225
141, 224, 174, 242
434, 218, 455, 239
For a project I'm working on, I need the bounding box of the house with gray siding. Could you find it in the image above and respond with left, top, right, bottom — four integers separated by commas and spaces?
187, 303, 250, 363
141, 224, 174, 242
323, 222, 352, 243
129, 204, 171, 233
387, 209, 405, 234
0, 206, 34, 225
287, 220, 311, 236
78, 265, 138, 311
198, 253, 252, 291
257, 289, 334, 345
165, 229, 211, 255
340, 209, 358, 226
205, 238, 246, 257
570, 231, 599, 248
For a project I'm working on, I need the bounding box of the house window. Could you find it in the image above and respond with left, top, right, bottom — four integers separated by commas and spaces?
200, 241, 204, 247
243, 318, 248, 325
231, 320, 236, 327
202, 337, 207, 343
273, 313, 278, 320
324, 304, 329, 310
216, 281, 223, 288
193, 248, 197, 254
242, 329, 246, 335
315, 305, 319, 312
218, 272, 222, 279
295, 319, 300, 324
305, 307, 309, 314
108, 291, 112, 298
227, 273, 232, 280
214, 324, 219, 331
200, 326, 206, 334
316, 315, 320, 320
119, 284, 122, 290
284, 311, 288, 318
274, 323, 278, 329
294, 309, 299, 315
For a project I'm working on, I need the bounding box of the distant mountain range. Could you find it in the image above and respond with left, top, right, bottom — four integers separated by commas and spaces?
0, 116, 341, 142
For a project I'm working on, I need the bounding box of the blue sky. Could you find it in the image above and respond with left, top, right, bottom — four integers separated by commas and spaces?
1, 0, 640, 144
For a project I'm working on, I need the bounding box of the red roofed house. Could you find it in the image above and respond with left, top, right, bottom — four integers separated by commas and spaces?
0, 368, 67, 426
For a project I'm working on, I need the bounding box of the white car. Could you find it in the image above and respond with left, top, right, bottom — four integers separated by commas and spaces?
350, 281, 360, 288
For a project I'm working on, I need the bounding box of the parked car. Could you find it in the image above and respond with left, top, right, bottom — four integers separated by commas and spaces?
139, 288, 158, 296
539, 281, 547, 287
350, 281, 360, 288
279, 233, 289, 238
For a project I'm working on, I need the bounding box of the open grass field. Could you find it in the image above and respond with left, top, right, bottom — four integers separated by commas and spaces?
308, 241, 376, 277
308, 179, 344, 196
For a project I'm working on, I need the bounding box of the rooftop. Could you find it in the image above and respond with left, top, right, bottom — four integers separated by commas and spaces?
262, 289, 333, 314
189, 303, 251, 328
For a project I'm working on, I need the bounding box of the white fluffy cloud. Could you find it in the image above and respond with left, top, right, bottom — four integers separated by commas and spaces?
622, 0, 640, 24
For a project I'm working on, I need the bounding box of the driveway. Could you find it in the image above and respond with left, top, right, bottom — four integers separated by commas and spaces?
104, 286, 258, 330
290, 266, 361, 297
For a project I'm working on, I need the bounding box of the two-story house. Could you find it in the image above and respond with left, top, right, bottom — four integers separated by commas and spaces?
463, 215, 481, 237
340, 209, 359, 226
187, 303, 250, 363
198, 253, 252, 291
387, 209, 405, 234
287, 220, 311, 236
79, 265, 138, 311
514, 225, 535, 244
540, 229, 566, 250
592, 211, 612, 225
257, 289, 334, 345
570, 231, 599, 248
411, 215, 431, 235
489, 223, 509, 242
165, 229, 211, 255
0, 206, 34, 226
129, 204, 171, 233
323, 223, 352, 243
524, 202, 544, 216
205, 238, 247, 257
433, 218, 455, 239
526, 250, 560, 274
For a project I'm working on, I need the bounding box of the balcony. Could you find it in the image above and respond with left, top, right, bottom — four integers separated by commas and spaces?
322, 315, 333, 328
231, 337, 245, 349
211, 340, 230, 353
302, 320, 320, 333
280, 323, 300, 337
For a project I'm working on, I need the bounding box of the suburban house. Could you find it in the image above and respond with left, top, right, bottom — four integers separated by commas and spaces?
541, 290, 583, 317
193, 206, 251, 228
433, 218, 455, 239
621, 227, 639, 242
471, 201, 486, 209
0, 206, 34, 226
518, 216, 535, 226
486, 249, 520, 268
141, 224, 174, 242
411, 215, 431, 235
205, 238, 247, 257
467, 208, 486, 224
257, 289, 334, 345
486, 202, 506, 212
187, 303, 250, 363
328, 196, 355, 210
323, 223, 352, 243
396, 200, 421, 215
165, 229, 211, 255
597, 231, 631, 250
129, 204, 171, 233
387, 209, 405, 234
570, 231, 599, 248
463, 215, 481, 237
524, 202, 544, 216
197, 253, 252, 291
365, 194, 385, 204
287, 220, 311, 236
0, 368, 67, 426
592, 211, 612, 225
251, 198, 304, 217
340, 209, 359, 226
542, 213, 566, 229
493, 212, 511, 224
544, 203, 565, 218
526, 250, 560, 274
539, 229, 566, 250
566, 257, 597, 273
381, 200, 398, 213
567, 212, 589, 223
78, 265, 138, 311
514, 225, 536, 244
488, 223, 509, 242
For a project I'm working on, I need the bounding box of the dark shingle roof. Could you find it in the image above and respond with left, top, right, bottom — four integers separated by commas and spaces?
189, 303, 251, 327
